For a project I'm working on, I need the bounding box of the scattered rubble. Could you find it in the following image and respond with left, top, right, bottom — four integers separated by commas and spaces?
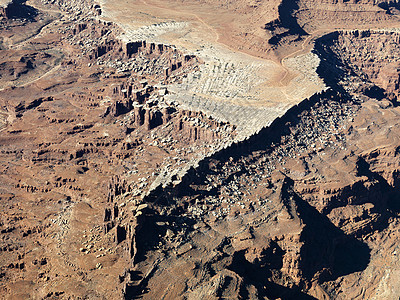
0, 0, 400, 299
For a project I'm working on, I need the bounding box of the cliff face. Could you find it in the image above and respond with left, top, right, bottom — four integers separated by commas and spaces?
119, 88, 400, 299
329, 30, 400, 100
114, 28, 400, 299
0, 1, 236, 298
1, 0, 400, 299
260, 0, 400, 59
0, 0, 38, 20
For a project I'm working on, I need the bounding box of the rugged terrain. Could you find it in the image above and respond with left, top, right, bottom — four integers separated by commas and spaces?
0, 0, 400, 299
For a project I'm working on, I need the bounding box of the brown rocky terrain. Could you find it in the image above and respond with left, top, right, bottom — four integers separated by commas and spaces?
0, 0, 400, 299
102, 0, 400, 60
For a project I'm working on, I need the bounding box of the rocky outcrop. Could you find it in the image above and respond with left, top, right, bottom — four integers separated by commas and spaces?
315, 30, 400, 102
1, 0, 400, 299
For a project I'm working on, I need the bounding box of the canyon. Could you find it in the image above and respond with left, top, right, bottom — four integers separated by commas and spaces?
0, 0, 400, 299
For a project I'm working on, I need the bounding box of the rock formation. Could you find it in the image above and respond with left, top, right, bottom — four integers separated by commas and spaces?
0, 0, 400, 299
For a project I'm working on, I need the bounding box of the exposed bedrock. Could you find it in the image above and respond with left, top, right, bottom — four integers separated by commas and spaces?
114, 89, 365, 298
115, 48, 400, 296
315, 30, 400, 102
1, 0, 400, 299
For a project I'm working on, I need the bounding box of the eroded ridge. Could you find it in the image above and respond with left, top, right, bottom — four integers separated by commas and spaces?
0, 0, 400, 299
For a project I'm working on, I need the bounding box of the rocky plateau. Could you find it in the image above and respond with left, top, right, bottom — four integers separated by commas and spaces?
0, 0, 400, 299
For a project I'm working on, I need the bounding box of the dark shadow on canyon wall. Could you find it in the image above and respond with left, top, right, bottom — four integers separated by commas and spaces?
265, 0, 308, 45
4, 0, 38, 20
281, 177, 371, 282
